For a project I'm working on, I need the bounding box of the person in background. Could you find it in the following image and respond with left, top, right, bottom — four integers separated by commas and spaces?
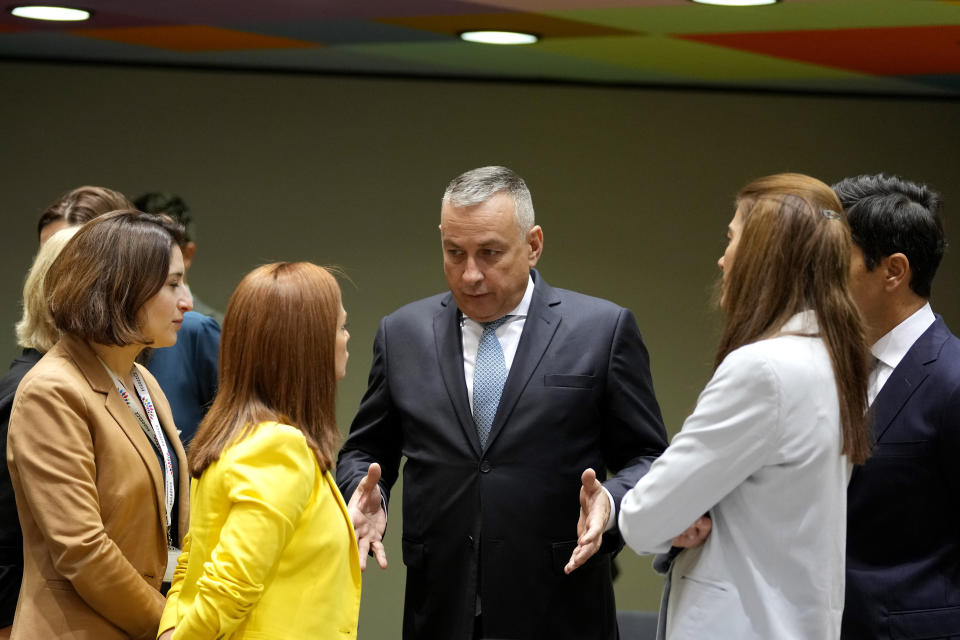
0, 186, 135, 639
337, 166, 667, 640
135, 192, 222, 446
158, 262, 360, 640
0, 228, 78, 639
145, 311, 219, 448
134, 192, 223, 323
7, 211, 192, 640
619, 173, 870, 640
834, 174, 960, 639
36, 185, 132, 244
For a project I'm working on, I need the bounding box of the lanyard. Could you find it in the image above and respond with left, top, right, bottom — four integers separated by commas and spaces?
98, 357, 176, 548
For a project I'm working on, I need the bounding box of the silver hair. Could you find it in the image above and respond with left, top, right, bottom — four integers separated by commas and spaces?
442, 166, 535, 234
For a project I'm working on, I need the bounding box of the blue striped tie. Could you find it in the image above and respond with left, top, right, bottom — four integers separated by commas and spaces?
473, 316, 510, 449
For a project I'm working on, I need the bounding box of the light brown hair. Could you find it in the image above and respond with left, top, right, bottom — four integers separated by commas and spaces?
36, 185, 133, 239
46, 210, 185, 346
188, 262, 342, 476
15, 227, 79, 352
717, 173, 871, 464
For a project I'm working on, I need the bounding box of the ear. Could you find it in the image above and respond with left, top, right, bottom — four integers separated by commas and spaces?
527, 225, 544, 266
881, 252, 911, 293
181, 241, 197, 271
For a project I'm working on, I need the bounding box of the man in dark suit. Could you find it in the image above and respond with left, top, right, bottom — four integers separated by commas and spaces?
337, 166, 667, 640
834, 174, 960, 639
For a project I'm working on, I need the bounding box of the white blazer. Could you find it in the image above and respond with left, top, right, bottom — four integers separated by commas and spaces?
619, 311, 850, 640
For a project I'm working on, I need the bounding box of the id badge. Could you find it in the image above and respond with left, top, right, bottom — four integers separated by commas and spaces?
165, 547, 181, 583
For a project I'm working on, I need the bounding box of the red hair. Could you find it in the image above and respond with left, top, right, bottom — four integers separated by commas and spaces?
188, 262, 342, 475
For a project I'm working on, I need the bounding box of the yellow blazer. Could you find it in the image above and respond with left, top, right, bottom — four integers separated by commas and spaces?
7, 334, 190, 640
159, 422, 361, 639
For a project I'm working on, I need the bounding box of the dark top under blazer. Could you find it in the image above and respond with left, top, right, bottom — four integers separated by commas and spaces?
337, 270, 667, 640
0, 348, 43, 627
843, 316, 960, 639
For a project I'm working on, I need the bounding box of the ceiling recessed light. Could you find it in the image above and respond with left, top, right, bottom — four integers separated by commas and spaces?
691, 0, 777, 5
9, 5, 91, 21
460, 31, 538, 45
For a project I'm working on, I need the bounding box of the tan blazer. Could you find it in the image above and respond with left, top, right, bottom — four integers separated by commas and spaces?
6, 334, 189, 640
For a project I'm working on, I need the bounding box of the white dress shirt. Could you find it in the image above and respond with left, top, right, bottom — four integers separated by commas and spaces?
868, 302, 935, 405
461, 275, 534, 408
619, 311, 849, 639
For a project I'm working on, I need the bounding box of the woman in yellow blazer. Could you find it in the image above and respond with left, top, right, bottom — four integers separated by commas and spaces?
158, 262, 361, 640
7, 211, 193, 639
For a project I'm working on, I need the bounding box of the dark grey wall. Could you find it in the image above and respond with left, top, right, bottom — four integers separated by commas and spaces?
1, 60, 958, 637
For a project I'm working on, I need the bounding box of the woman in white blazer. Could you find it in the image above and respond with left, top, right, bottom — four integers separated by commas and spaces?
619, 173, 871, 640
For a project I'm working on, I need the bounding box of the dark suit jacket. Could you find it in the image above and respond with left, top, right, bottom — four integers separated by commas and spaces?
337, 270, 667, 640
843, 315, 960, 639
0, 348, 43, 627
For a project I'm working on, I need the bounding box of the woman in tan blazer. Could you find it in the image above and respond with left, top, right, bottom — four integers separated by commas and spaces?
7, 211, 193, 640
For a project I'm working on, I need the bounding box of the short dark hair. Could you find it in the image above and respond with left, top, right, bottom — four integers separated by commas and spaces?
46, 210, 185, 346
832, 174, 945, 298
134, 192, 193, 243
36, 186, 134, 240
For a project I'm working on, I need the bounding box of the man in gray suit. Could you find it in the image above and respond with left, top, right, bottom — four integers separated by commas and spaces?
338, 166, 667, 640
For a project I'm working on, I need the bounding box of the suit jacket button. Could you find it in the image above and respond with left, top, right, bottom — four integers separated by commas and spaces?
479, 461, 491, 473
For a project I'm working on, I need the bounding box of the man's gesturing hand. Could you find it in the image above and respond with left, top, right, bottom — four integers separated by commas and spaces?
564, 468, 610, 575
347, 462, 388, 570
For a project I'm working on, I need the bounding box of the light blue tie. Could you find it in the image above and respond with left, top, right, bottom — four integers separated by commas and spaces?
473, 316, 510, 449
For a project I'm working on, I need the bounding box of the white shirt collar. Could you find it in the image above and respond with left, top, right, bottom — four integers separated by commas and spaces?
510, 274, 535, 319
871, 302, 935, 370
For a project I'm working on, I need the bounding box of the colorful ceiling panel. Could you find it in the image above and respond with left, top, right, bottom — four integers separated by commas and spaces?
0, 0, 958, 95
375, 12, 637, 39
71, 25, 321, 52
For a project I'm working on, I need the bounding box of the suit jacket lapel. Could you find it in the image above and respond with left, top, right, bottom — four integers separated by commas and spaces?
486, 270, 561, 450
62, 336, 168, 529
434, 295, 483, 456
870, 317, 947, 443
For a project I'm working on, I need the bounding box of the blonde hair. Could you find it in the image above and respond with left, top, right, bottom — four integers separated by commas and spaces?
717, 173, 872, 465
15, 227, 79, 352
